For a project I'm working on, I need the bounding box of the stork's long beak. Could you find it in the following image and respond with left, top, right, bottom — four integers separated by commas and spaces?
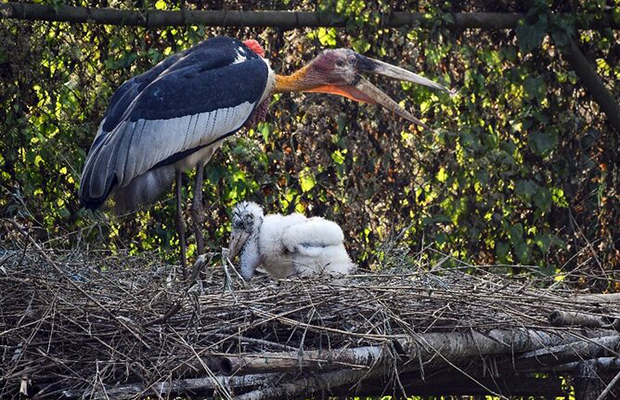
355, 55, 454, 128
306, 54, 454, 129
228, 231, 250, 261
357, 55, 454, 95
352, 78, 431, 129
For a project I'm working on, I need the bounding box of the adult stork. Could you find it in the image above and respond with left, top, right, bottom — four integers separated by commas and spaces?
79, 36, 452, 273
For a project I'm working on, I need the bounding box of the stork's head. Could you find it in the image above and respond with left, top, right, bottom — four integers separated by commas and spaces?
228, 201, 264, 261
275, 48, 455, 129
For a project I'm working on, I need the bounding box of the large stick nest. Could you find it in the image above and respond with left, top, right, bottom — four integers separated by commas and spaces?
1, 228, 619, 399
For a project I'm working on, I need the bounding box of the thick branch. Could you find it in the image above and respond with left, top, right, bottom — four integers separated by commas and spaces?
575, 293, 620, 303
553, 357, 620, 372
399, 328, 616, 367
548, 310, 616, 328
562, 38, 620, 134
1, 3, 618, 30
61, 373, 281, 399
509, 334, 620, 371
219, 346, 383, 375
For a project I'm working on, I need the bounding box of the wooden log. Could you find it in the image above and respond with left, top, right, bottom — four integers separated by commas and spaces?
548, 311, 610, 328
398, 329, 618, 370
1, 3, 619, 30
60, 373, 281, 399
552, 357, 620, 372
219, 346, 383, 375
235, 368, 372, 400
574, 294, 620, 303
511, 334, 620, 371
561, 38, 620, 135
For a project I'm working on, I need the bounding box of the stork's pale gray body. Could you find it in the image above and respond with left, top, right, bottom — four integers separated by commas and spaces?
228, 202, 355, 281
79, 35, 453, 273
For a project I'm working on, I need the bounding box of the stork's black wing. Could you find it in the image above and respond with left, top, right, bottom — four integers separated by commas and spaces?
80, 37, 270, 209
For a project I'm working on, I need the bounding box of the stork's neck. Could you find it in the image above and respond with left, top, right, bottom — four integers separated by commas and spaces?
274, 66, 320, 93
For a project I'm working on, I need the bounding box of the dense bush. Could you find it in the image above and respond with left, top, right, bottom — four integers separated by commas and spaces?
1, 0, 618, 289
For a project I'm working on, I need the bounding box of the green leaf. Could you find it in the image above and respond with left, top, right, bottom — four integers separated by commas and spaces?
147, 48, 163, 64
58, 207, 70, 219
524, 76, 547, 101
528, 130, 558, 157
435, 232, 447, 245
299, 169, 316, 192
534, 234, 551, 253
317, 28, 337, 47
551, 29, 569, 47
432, 214, 452, 224
118, 52, 137, 69
533, 187, 552, 212
258, 123, 270, 142
516, 17, 547, 53
436, 167, 448, 183
515, 179, 538, 200
331, 149, 346, 165
507, 223, 524, 245
496, 241, 510, 262
352, 38, 371, 54
514, 241, 531, 263
336, 116, 347, 134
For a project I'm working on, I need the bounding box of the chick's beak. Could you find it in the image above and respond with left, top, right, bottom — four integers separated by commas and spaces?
228, 231, 250, 260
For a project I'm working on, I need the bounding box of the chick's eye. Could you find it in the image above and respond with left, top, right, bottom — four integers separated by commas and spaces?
336, 60, 345, 67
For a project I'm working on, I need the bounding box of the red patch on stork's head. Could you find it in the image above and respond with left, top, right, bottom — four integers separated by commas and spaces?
243, 40, 265, 58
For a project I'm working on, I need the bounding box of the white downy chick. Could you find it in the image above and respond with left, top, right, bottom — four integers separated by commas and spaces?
228, 201, 355, 281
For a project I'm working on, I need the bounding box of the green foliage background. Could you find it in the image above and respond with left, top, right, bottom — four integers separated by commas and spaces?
1, 0, 618, 289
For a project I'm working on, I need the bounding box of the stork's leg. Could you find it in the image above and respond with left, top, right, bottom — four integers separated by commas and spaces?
175, 171, 187, 280
190, 161, 206, 256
